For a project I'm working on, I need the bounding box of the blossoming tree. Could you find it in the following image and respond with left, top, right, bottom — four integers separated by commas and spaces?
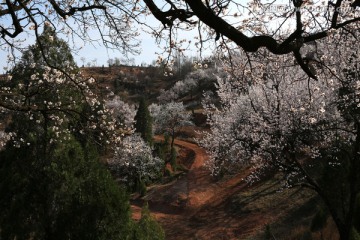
150, 101, 192, 148
199, 29, 360, 240
108, 134, 163, 191
157, 68, 219, 104
105, 95, 136, 130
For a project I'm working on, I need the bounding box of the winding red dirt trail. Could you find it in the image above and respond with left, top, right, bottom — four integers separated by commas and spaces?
130, 137, 268, 240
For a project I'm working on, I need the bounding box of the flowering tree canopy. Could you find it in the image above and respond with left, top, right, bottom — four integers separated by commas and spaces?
199, 29, 360, 240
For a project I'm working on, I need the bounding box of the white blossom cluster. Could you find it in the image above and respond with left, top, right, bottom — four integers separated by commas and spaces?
108, 134, 163, 186
105, 96, 136, 130
0, 130, 15, 149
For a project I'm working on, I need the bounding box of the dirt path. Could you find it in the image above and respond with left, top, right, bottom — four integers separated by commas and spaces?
131, 137, 269, 240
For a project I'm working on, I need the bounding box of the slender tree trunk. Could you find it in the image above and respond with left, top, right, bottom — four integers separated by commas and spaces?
315, 186, 348, 240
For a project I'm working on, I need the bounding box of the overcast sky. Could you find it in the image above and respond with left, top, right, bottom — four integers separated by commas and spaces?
0, 25, 168, 72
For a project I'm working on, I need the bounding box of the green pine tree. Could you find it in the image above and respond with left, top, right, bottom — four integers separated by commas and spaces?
0, 26, 137, 240
134, 97, 153, 145
10, 24, 79, 83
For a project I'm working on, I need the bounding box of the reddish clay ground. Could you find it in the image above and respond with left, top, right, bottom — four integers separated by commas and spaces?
130, 135, 336, 240
130, 137, 277, 240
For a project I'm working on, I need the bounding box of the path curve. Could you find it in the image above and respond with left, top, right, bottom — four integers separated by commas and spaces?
131, 136, 261, 239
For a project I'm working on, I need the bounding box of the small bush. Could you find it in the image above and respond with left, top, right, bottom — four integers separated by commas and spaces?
264, 224, 273, 240
300, 231, 313, 240
134, 203, 165, 240
351, 227, 360, 240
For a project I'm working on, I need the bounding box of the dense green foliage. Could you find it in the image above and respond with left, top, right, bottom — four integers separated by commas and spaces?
351, 227, 360, 240
0, 136, 134, 240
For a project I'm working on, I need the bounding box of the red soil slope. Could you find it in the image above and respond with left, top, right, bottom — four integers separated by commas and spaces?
131, 137, 273, 240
